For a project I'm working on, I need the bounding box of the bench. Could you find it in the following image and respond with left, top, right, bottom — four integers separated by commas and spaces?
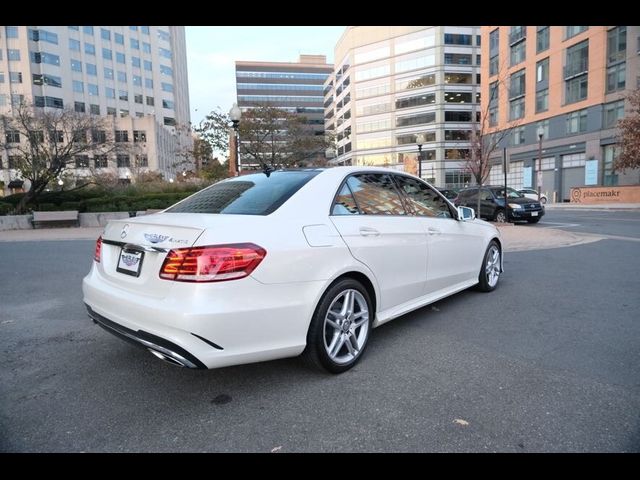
32, 210, 80, 229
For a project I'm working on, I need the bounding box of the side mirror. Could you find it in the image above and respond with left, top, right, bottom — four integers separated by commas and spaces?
458, 206, 476, 222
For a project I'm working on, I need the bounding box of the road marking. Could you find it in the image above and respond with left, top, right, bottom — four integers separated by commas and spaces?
583, 233, 640, 243
539, 222, 581, 229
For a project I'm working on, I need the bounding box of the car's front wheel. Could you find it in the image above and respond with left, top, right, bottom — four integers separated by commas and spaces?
494, 209, 507, 223
477, 241, 501, 292
303, 278, 373, 374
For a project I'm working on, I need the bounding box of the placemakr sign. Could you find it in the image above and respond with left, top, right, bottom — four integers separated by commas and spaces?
570, 185, 640, 204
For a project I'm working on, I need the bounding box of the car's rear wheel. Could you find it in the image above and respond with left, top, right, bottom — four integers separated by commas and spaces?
540, 197, 547, 204
477, 241, 501, 292
494, 209, 506, 223
303, 278, 373, 374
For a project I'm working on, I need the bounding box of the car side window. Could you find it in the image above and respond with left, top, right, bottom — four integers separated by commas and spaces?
331, 183, 360, 215
346, 174, 407, 215
393, 175, 453, 218
480, 189, 493, 201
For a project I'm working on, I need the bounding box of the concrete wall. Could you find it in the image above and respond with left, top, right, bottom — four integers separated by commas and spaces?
0, 212, 132, 230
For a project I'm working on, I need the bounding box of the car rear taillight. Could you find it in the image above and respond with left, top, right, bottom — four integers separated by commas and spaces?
94, 236, 102, 263
159, 243, 266, 282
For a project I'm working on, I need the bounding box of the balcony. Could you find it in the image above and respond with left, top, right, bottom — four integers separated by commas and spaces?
564, 58, 589, 79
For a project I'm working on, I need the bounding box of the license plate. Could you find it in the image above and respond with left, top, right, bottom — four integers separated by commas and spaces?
531, 211, 538, 217
117, 249, 144, 277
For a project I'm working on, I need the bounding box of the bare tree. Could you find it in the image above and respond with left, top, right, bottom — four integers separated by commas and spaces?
466, 57, 521, 216
0, 102, 124, 212
614, 88, 640, 172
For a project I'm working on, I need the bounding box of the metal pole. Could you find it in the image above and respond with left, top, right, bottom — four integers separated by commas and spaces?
417, 145, 422, 179
235, 127, 240, 175
537, 135, 543, 202
503, 147, 508, 223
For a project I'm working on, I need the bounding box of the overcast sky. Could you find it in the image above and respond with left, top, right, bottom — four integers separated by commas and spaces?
185, 26, 346, 126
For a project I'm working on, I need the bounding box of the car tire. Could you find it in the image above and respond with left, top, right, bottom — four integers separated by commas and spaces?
303, 278, 373, 374
494, 209, 506, 223
527, 218, 541, 224
540, 197, 547, 204
477, 240, 501, 292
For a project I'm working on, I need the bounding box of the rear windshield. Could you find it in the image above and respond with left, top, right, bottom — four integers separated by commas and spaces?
166, 170, 320, 215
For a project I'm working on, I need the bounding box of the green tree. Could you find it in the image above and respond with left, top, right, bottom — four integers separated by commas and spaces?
0, 101, 124, 213
614, 88, 640, 171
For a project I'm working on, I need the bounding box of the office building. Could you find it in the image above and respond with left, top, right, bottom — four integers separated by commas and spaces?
0, 25, 191, 193
481, 26, 639, 202
324, 26, 481, 188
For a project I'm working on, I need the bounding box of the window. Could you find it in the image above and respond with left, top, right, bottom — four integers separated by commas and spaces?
536, 119, 550, 140
444, 72, 472, 84
444, 33, 472, 45
141, 26, 150, 35
160, 65, 173, 76
161, 82, 174, 93
104, 67, 114, 80
509, 97, 525, 120
68, 26, 79, 31
489, 56, 499, 76
395, 93, 435, 109
134, 94, 143, 104
536, 58, 549, 83
444, 53, 472, 65
119, 90, 128, 101
142, 42, 151, 54
32, 73, 62, 87
90, 104, 100, 115
133, 130, 147, 142
9, 72, 23, 83
35, 96, 64, 109
159, 47, 172, 59
607, 26, 627, 64
566, 26, 588, 39
130, 38, 139, 49
8, 49, 20, 61
537, 26, 550, 53
116, 155, 130, 167
396, 112, 436, 127
444, 130, 471, 141
94, 155, 108, 168
158, 30, 170, 42
606, 63, 626, 92
603, 100, 624, 128
5, 131, 20, 143
71, 59, 82, 72
511, 126, 526, 146
332, 183, 360, 215
536, 89, 549, 113
162, 99, 174, 109
476, 54, 481, 66
75, 155, 90, 168
6, 26, 19, 38
83, 26, 94, 35
69, 38, 80, 51
603, 145, 618, 185
565, 41, 589, 103
74, 101, 85, 113
11, 94, 25, 107
88, 84, 99, 96
115, 33, 124, 45
0, 72, 4, 84
566, 109, 588, 134
345, 174, 406, 215
86, 63, 97, 76
72, 80, 84, 93
489, 28, 499, 51
164, 117, 176, 126
132, 56, 141, 68
510, 40, 526, 66
444, 92, 473, 103
445, 111, 472, 122
509, 69, 526, 99
31, 52, 61, 66
135, 155, 148, 167
144, 60, 152, 71
146, 96, 155, 106
92, 129, 106, 143
102, 48, 112, 60
489, 81, 499, 104
116, 52, 125, 64
49, 130, 64, 143
115, 130, 128, 142
85, 43, 95, 55
117, 71, 127, 83
394, 175, 453, 218
565, 75, 588, 104
107, 107, 117, 116
133, 75, 142, 86
105, 87, 115, 99
445, 149, 469, 159
101, 28, 111, 41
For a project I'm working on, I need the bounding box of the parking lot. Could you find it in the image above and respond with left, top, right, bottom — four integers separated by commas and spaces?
1, 209, 639, 452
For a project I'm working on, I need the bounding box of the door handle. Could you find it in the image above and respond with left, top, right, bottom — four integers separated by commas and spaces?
359, 227, 380, 237
427, 228, 441, 236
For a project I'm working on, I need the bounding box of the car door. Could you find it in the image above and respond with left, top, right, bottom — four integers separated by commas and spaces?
393, 175, 485, 294
329, 173, 428, 312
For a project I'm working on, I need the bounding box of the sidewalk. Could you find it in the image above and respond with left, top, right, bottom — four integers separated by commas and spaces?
0, 223, 604, 253
543, 202, 640, 210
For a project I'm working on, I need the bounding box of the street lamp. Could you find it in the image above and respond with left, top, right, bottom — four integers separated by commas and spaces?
229, 102, 241, 175
416, 133, 428, 179
536, 126, 544, 202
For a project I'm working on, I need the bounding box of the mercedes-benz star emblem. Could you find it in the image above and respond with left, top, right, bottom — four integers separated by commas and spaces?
121, 224, 129, 239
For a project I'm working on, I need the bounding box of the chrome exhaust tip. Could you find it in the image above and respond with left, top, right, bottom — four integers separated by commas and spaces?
148, 348, 186, 367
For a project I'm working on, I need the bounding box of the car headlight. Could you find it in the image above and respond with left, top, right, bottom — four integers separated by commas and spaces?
508, 203, 523, 209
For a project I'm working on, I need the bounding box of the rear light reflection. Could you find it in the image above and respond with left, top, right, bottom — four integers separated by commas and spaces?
159, 243, 266, 282
94, 236, 102, 263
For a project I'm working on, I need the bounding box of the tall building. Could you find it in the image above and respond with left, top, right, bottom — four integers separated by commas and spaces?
324, 26, 481, 188
481, 26, 639, 202
235, 54, 333, 169
0, 25, 191, 193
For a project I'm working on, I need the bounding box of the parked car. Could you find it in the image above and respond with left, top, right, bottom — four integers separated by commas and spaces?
437, 188, 458, 200
518, 188, 548, 204
83, 167, 503, 374
454, 186, 544, 223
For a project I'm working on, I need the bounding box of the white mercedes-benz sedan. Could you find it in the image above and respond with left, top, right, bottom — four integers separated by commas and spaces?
83, 167, 503, 373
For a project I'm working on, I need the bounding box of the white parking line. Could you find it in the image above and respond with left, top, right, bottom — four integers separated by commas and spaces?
539, 222, 581, 229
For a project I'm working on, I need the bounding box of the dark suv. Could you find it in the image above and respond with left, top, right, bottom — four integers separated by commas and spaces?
454, 186, 544, 223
